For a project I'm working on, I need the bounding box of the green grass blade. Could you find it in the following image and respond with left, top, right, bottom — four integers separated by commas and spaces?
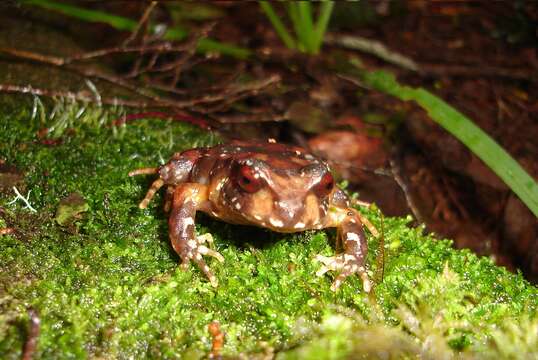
259, 1, 296, 50
196, 39, 251, 59
287, 2, 305, 52
259, 1, 295, 49
314, 1, 334, 53
23, 0, 251, 58
357, 68, 538, 217
297, 1, 315, 53
23, 0, 140, 31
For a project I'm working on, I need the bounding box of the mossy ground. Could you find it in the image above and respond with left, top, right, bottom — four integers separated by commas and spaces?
0, 96, 536, 359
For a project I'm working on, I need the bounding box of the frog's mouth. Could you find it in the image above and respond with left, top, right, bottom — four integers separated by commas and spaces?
221, 179, 329, 232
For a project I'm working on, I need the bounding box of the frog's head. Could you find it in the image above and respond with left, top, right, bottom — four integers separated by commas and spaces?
221, 153, 335, 231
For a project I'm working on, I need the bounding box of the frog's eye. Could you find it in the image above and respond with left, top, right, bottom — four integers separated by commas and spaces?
236, 165, 262, 193
313, 172, 334, 197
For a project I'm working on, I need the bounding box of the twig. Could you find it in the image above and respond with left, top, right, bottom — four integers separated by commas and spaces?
325, 35, 535, 81
111, 111, 212, 130
210, 112, 286, 123
122, 1, 158, 46
327, 33, 535, 81
336, 73, 371, 90
0, 47, 64, 66
420, 63, 537, 81
69, 44, 194, 61
0, 84, 157, 108
325, 33, 419, 72
0, 227, 15, 235
173, 74, 281, 108
0, 25, 278, 114
208, 321, 224, 359
22, 308, 40, 360
129, 22, 215, 82
7, 187, 37, 213
0, 44, 193, 65
67, 64, 175, 106
147, 61, 243, 97
373, 213, 385, 286
389, 157, 424, 224
0, 46, 176, 104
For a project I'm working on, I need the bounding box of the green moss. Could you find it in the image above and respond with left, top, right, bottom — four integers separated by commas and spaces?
0, 96, 536, 358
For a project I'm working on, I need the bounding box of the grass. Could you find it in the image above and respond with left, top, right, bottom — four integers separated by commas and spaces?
0, 95, 536, 358
259, 1, 334, 54
348, 62, 538, 218
22, 0, 252, 59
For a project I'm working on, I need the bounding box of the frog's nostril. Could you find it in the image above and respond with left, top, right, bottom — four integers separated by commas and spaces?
275, 200, 301, 224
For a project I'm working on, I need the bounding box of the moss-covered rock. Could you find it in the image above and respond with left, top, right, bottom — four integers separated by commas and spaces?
0, 96, 536, 359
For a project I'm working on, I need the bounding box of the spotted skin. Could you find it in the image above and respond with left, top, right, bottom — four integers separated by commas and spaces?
130, 140, 371, 291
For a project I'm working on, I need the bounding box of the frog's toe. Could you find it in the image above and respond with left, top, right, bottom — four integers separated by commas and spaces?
195, 233, 224, 262
314, 254, 371, 292
198, 245, 224, 263
192, 254, 219, 287
196, 233, 214, 245
179, 236, 224, 286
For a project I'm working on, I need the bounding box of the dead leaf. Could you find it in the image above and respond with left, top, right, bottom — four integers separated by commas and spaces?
55, 193, 89, 227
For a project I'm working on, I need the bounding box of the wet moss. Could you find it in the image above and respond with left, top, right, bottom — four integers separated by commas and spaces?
0, 95, 536, 359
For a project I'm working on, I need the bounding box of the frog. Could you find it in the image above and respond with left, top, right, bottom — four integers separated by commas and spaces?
129, 140, 371, 292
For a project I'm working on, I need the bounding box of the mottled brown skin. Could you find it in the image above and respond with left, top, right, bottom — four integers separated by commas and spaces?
129, 141, 371, 291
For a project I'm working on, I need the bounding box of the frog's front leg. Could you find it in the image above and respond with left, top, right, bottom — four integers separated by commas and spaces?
316, 208, 371, 292
169, 183, 224, 287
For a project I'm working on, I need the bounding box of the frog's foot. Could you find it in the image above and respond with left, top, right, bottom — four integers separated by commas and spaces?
180, 233, 224, 287
315, 254, 371, 292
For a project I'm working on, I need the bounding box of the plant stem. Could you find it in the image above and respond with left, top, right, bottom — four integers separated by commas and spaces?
297, 1, 315, 53
314, 1, 335, 53
259, 1, 296, 50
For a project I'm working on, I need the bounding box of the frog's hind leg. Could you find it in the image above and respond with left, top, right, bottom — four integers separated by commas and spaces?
169, 184, 224, 287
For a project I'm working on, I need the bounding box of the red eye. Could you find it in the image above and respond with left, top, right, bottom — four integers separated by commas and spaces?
236, 165, 262, 193
314, 172, 334, 197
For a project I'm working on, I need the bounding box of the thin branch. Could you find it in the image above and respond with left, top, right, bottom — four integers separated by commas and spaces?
389, 157, 425, 225
324, 34, 536, 81
21, 308, 40, 360
7, 187, 37, 213
373, 214, 385, 285
210, 112, 286, 124
67, 43, 193, 63
0, 47, 64, 66
325, 33, 420, 72
0, 45, 190, 65
0, 46, 178, 104
420, 63, 537, 81
123, 1, 158, 46
0, 84, 157, 108
172, 74, 281, 108
0, 227, 15, 235
111, 111, 212, 130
